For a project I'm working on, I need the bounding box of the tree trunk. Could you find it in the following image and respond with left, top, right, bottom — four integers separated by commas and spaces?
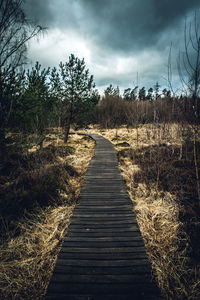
64, 122, 70, 143
64, 111, 73, 144
0, 128, 6, 170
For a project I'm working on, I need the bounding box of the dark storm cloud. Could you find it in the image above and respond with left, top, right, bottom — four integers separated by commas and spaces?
23, 0, 53, 26
24, 0, 200, 52
25, 0, 200, 92
78, 0, 200, 52
24, 0, 81, 29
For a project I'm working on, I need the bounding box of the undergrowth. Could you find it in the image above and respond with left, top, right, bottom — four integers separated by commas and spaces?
85, 124, 200, 299
0, 129, 95, 299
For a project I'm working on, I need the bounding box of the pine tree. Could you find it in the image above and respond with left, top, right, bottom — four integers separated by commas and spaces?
59, 54, 95, 143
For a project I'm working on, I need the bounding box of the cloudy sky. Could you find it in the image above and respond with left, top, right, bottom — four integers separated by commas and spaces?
24, 0, 200, 94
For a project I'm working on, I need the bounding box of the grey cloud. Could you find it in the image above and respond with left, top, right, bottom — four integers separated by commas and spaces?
23, 0, 53, 26
25, 0, 200, 92
77, 0, 200, 52
24, 0, 200, 52
24, 0, 81, 29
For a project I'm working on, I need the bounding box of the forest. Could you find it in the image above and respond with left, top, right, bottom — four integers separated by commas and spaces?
0, 0, 200, 299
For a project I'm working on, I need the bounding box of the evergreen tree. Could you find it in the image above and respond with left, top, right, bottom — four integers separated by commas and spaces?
16, 62, 52, 147
104, 84, 120, 97
59, 54, 95, 143
138, 87, 146, 100
154, 81, 160, 100
123, 86, 138, 101
147, 87, 153, 101
123, 88, 132, 101
49, 67, 63, 127
0, 0, 44, 165
130, 86, 138, 100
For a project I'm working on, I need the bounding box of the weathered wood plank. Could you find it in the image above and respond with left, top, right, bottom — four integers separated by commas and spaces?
47, 282, 159, 295
67, 230, 141, 237
60, 246, 147, 253
61, 240, 145, 248
71, 214, 136, 222
53, 264, 152, 275
50, 273, 152, 284
69, 223, 139, 229
70, 219, 138, 225
68, 226, 139, 233
63, 236, 143, 243
58, 252, 147, 260
72, 213, 135, 218
74, 208, 133, 213
45, 294, 159, 300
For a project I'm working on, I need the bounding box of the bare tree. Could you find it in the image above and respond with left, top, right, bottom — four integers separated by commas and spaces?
0, 0, 44, 165
177, 11, 200, 204
177, 11, 200, 121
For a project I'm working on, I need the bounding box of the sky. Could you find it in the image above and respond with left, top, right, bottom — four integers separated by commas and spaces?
24, 0, 200, 95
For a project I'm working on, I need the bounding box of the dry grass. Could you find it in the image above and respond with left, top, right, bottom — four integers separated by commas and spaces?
0, 130, 95, 299
84, 123, 200, 299
1, 125, 200, 299
0, 206, 74, 299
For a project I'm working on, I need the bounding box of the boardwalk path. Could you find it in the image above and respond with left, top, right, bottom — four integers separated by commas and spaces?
45, 134, 161, 299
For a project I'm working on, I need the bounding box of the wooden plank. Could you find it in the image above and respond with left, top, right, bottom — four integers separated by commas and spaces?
70, 219, 138, 225
64, 236, 143, 242
47, 282, 159, 295
81, 185, 126, 190
53, 264, 151, 275
78, 199, 131, 203
74, 207, 133, 212
58, 252, 147, 260
69, 223, 139, 229
76, 204, 132, 208
71, 213, 135, 218
57, 257, 149, 267
67, 231, 141, 237
73, 211, 133, 215
60, 247, 147, 253
71, 214, 136, 219
45, 294, 160, 300
61, 240, 145, 248
78, 199, 131, 204
80, 193, 129, 197
68, 226, 140, 233
51, 273, 152, 284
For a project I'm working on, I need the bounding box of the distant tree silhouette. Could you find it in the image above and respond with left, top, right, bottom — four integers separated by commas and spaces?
147, 87, 153, 101
154, 81, 160, 100
138, 87, 146, 100
104, 84, 120, 97
123, 86, 138, 101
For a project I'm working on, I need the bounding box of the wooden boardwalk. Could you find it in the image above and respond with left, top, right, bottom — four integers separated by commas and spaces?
45, 134, 161, 300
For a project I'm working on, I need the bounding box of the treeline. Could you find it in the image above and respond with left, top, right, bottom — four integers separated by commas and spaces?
95, 90, 200, 129
105, 82, 171, 101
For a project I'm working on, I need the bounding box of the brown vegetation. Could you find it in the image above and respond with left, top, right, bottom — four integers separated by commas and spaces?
94, 95, 200, 128
0, 129, 95, 299
85, 124, 200, 299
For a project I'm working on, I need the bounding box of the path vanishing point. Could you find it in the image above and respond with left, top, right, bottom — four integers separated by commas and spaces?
45, 134, 161, 300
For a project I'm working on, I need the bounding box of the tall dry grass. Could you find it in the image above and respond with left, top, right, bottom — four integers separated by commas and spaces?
0, 131, 95, 299
85, 123, 200, 299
